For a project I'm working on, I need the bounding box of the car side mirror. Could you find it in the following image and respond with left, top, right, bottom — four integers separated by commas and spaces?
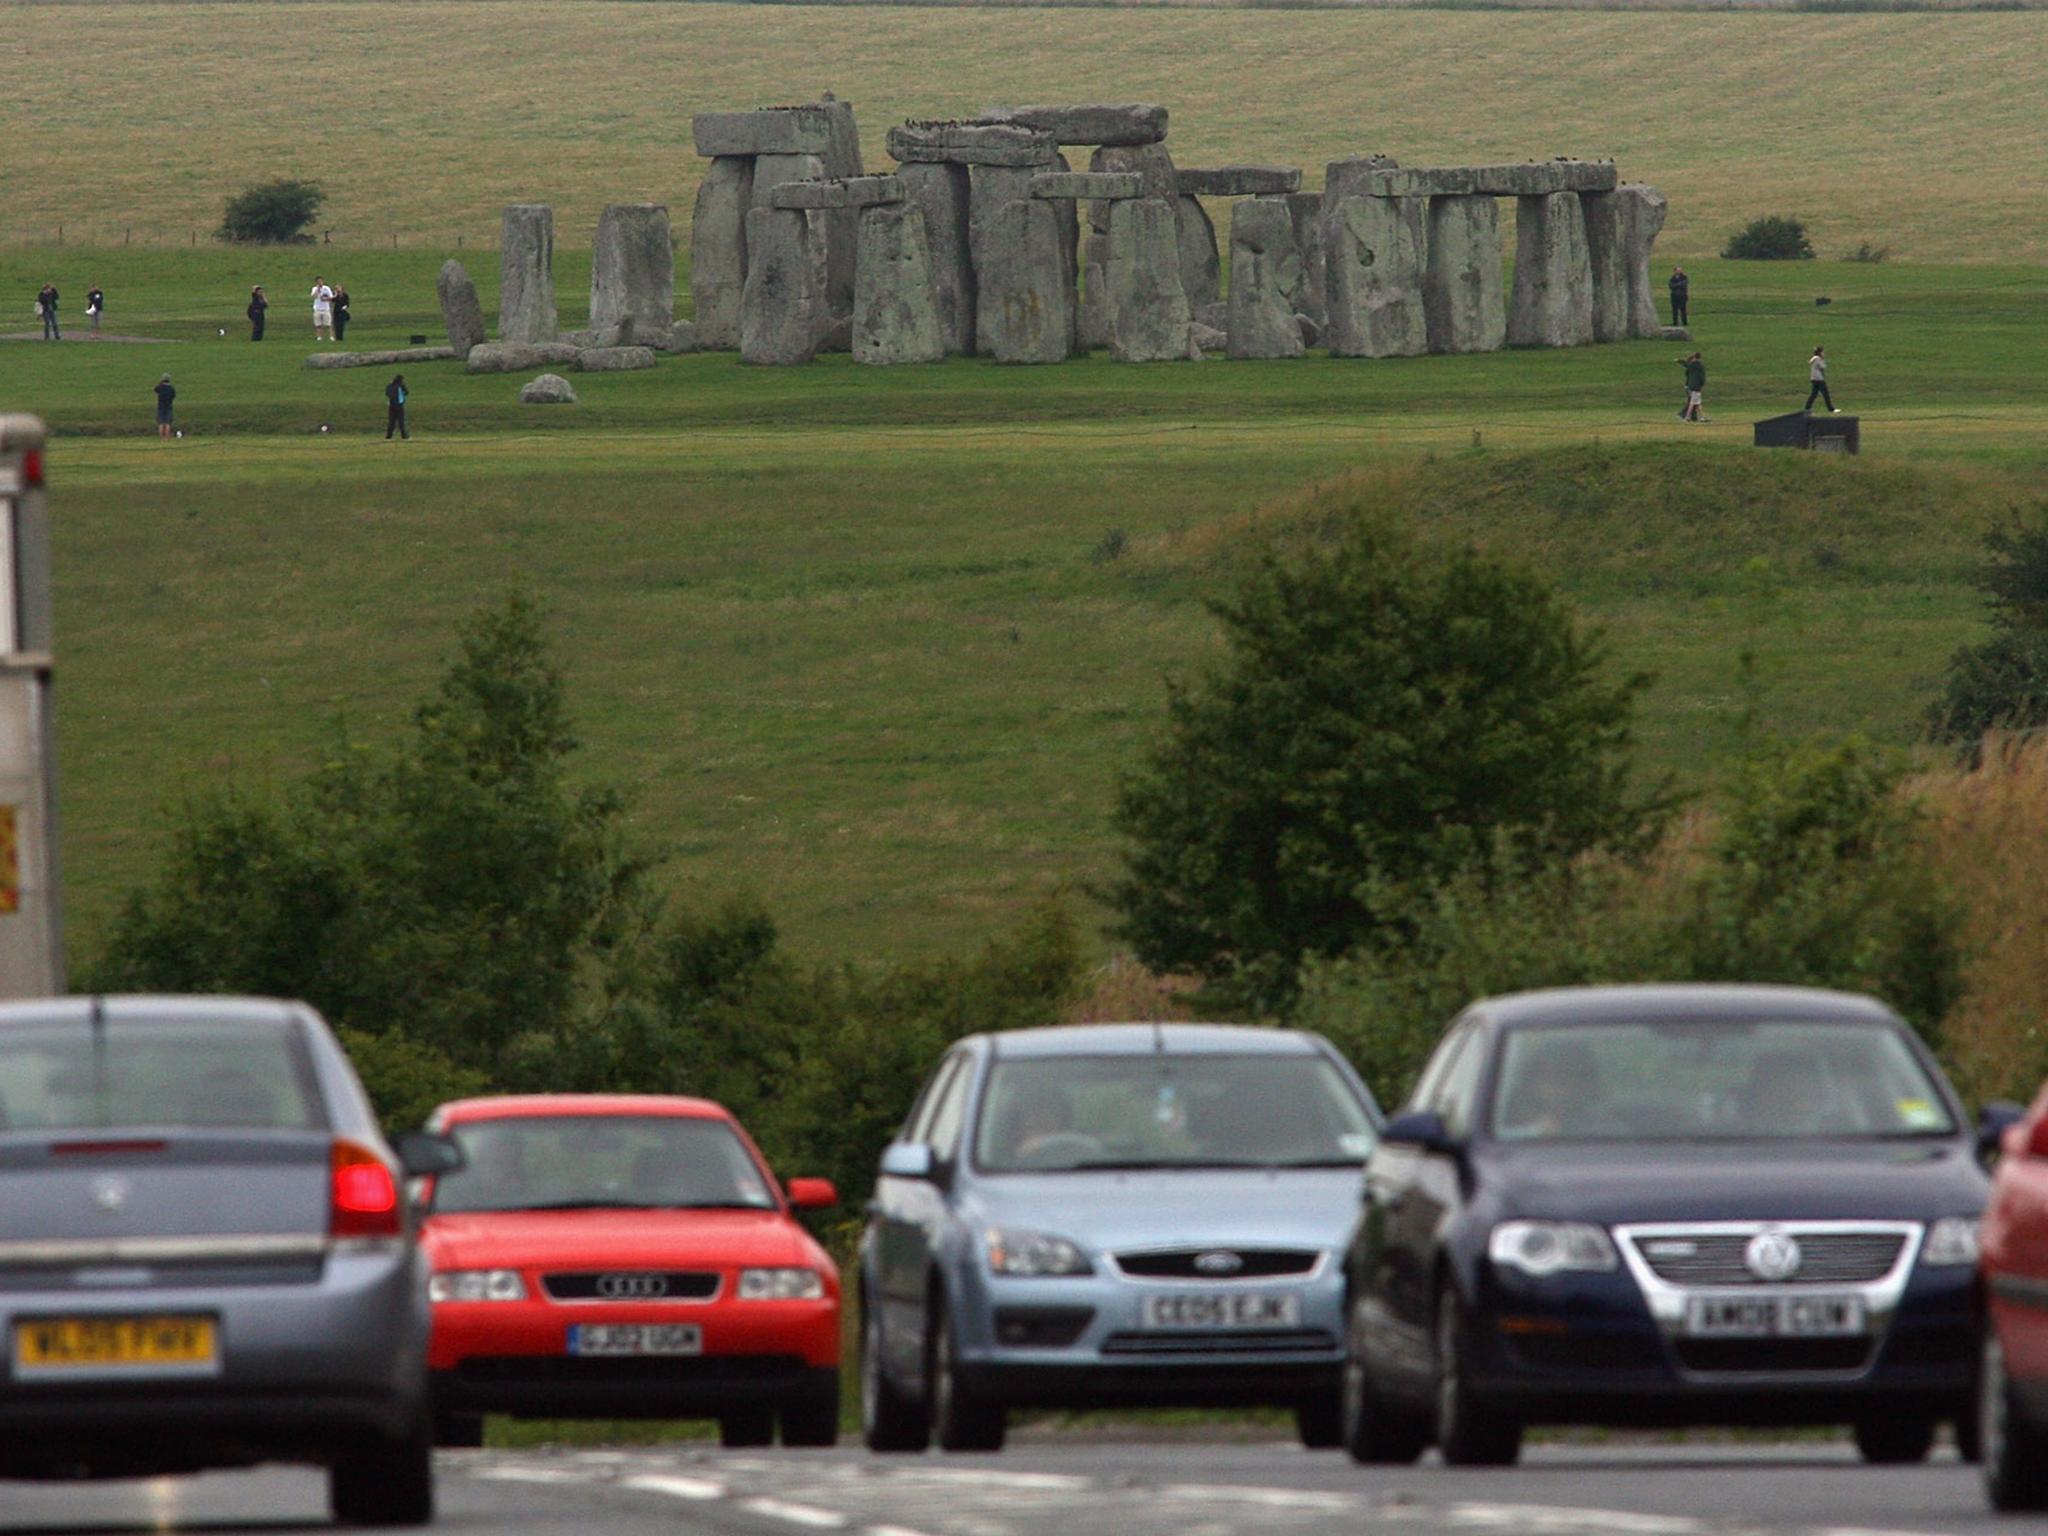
879, 1142, 936, 1181
1980, 1101, 2027, 1158
786, 1177, 838, 1210
395, 1131, 464, 1179
1380, 1110, 1459, 1155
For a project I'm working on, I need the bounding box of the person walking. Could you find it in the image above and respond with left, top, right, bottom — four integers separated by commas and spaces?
384, 373, 410, 440
154, 374, 176, 441
248, 285, 268, 341
332, 283, 351, 343
1805, 345, 1839, 413
86, 285, 105, 339
1668, 266, 1689, 328
310, 277, 334, 341
36, 283, 60, 341
1677, 351, 1708, 422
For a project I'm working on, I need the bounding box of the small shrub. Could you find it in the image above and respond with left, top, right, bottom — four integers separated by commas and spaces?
218, 179, 325, 245
1722, 216, 1817, 261
1090, 528, 1129, 564
1929, 506, 2048, 747
1846, 241, 1891, 264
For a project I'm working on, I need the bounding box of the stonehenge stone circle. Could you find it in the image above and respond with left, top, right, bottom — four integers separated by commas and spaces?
436, 260, 487, 358
1032, 172, 1143, 201
1615, 184, 1671, 340
974, 195, 1074, 364
519, 374, 578, 404
888, 122, 1056, 167
1327, 196, 1428, 358
1508, 191, 1595, 347
1177, 167, 1302, 198
1282, 192, 1326, 327
1360, 160, 1618, 197
981, 103, 1167, 147
693, 108, 833, 158
772, 176, 905, 209
466, 341, 581, 374
1089, 142, 1178, 200
741, 206, 828, 365
691, 157, 754, 350
1105, 197, 1191, 364
853, 202, 946, 366
499, 204, 558, 345
575, 346, 660, 372
589, 203, 675, 347
1176, 196, 1221, 314
1423, 194, 1507, 354
1578, 190, 1632, 345
897, 161, 976, 355
1227, 198, 1305, 361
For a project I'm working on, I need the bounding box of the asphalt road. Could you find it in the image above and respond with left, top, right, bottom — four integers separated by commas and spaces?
0, 1439, 2029, 1536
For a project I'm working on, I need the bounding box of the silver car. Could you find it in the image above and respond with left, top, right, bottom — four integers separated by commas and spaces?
860, 1023, 1382, 1452
0, 996, 460, 1525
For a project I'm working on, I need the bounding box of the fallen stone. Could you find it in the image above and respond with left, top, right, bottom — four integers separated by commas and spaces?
741, 205, 827, 365
1658, 324, 1692, 342
770, 176, 905, 210
575, 346, 659, 372
898, 161, 976, 355
1507, 191, 1595, 347
465, 341, 581, 373
304, 346, 457, 369
1106, 196, 1191, 363
1617, 185, 1672, 340
887, 121, 1056, 168
1175, 166, 1302, 198
1088, 143, 1178, 203
1359, 160, 1619, 198
1226, 197, 1304, 360
979, 103, 1167, 147
852, 202, 945, 365
499, 204, 558, 344
974, 195, 1073, 364
590, 203, 675, 350
1578, 191, 1630, 345
1422, 193, 1506, 354
1190, 322, 1227, 353
436, 260, 487, 358
690, 157, 754, 351
1032, 172, 1144, 201
1283, 192, 1326, 326
1326, 195, 1428, 358
519, 373, 577, 405
1176, 195, 1220, 313
660, 320, 699, 354
692, 107, 832, 158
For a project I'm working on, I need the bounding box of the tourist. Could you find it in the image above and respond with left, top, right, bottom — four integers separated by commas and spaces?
1805, 345, 1839, 414
332, 283, 352, 343
1677, 351, 1708, 422
86, 285, 104, 338
36, 283, 60, 341
154, 374, 176, 441
1668, 266, 1688, 328
384, 373, 410, 440
310, 277, 334, 341
248, 286, 268, 342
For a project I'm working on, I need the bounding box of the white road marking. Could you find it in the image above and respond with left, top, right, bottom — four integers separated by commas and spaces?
623, 1472, 729, 1501
1158, 1484, 1359, 1512
742, 1495, 854, 1529
1444, 1507, 1704, 1534
889, 1468, 1094, 1492
472, 1465, 596, 1484
865, 1526, 941, 1536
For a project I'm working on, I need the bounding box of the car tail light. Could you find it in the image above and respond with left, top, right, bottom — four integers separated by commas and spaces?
331, 1139, 401, 1239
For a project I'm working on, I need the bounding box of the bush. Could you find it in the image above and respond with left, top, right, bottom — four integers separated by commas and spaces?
1929, 506, 2048, 747
1722, 216, 1817, 261
1846, 242, 1891, 264
218, 179, 325, 245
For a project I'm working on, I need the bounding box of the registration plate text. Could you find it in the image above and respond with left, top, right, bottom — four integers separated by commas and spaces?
567, 1323, 702, 1356
1683, 1294, 1865, 1338
1140, 1292, 1301, 1329
12, 1316, 218, 1377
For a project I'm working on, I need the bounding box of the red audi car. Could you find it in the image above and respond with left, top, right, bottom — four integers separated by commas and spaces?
418, 1095, 841, 1448
1982, 1083, 2048, 1512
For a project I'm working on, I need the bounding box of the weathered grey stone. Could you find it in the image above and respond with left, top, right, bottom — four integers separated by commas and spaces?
1283, 192, 1326, 327
1088, 143, 1178, 204
692, 108, 832, 158
1507, 191, 1595, 348
770, 176, 904, 210
690, 157, 753, 351
1422, 194, 1506, 354
1361, 160, 1619, 198
1051, 153, 1081, 355
1617, 184, 1671, 340
1032, 172, 1143, 201
852, 202, 945, 366
816, 100, 865, 334
575, 346, 659, 372
1226, 198, 1304, 360
749, 153, 846, 333
750, 154, 827, 212
1578, 191, 1630, 344
973, 196, 1073, 364
499, 204, 558, 344
436, 260, 487, 358
1317, 159, 1399, 331
1658, 325, 1692, 342
1105, 197, 1191, 364
1176, 196, 1220, 314
660, 321, 698, 354
590, 204, 675, 350
304, 346, 456, 370
1322, 154, 1401, 208
741, 206, 827, 365
898, 161, 975, 355
1176, 167, 1302, 198
1079, 230, 1111, 352
466, 341, 581, 374
1326, 195, 1428, 358
1196, 300, 1228, 332
887, 122, 1056, 168
1189, 322, 1227, 354
819, 99, 863, 179
519, 373, 577, 405
978, 103, 1167, 147
1296, 312, 1322, 349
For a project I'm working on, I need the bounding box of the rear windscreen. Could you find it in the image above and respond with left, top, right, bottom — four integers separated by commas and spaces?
0, 1018, 325, 1132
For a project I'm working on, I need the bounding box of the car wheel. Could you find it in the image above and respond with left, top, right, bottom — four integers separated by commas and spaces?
1982, 1330, 2048, 1510
718, 1407, 776, 1448
1342, 1298, 1429, 1465
432, 1411, 485, 1450
330, 1416, 434, 1527
861, 1293, 930, 1453
780, 1373, 841, 1448
929, 1294, 1006, 1453
1434, 1286, 1521, 1468
1853, 1415, 1937, 1465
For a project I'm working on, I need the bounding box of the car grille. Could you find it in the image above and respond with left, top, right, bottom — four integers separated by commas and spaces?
1633, 1232, 1906, 1286
539, 1271, 720, 1302
1114, 1249, 1321, 1280
1674, 1338, 1876, 1374
1100, 1328, 1337, 1356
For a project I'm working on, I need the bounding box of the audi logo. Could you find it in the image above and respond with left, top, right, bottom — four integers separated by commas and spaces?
596, 1273, 670, 1299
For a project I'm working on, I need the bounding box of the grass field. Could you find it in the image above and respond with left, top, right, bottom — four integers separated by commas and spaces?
8, 4, 2048, 262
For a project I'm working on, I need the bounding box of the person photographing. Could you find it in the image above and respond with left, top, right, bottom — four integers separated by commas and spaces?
1805, 346, 1839, 413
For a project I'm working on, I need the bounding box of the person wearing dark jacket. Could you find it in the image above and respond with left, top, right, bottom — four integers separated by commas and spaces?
36, 284, 60, 341
248, 286, 268, 341
154, 374, 176, 440
333, 285, 352, 342
86, 286, 104, 338
1677, 352, 1708, 422
1669, 267, 1689, 328
385, 374, 410, 440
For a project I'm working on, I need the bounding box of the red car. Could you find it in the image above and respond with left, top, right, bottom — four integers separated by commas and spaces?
1982, 1084, 2048, 1511
419, 1094, 841, 1448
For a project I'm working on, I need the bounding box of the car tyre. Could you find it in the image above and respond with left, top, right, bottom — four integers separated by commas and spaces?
929, 1294, 1006, 1453
1982, 1330, 2048, 1510
1296, 1390, 1344, 1449
1342, 1299, 1429, 1465
718, 1407, 776, 1448
861, 1296, 930, 1453
780, 1373, 841, 1447
432, 1411, 485, 1450
1853, 1415, 1937, 1465
330, 1416, 434, 1527
1434, 1286, 1521, 1468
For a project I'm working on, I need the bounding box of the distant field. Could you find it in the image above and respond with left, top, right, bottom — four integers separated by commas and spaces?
7, 4, 2048, 261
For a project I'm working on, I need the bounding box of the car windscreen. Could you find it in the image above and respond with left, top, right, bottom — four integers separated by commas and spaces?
1490, 1020, 1958, 1142
0, 1016, 325, 1132
434, 1114, 778, 1213
972, 1052, 1375, 1173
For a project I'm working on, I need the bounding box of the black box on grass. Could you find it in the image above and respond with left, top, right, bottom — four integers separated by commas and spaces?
1754, 411, 1860, 454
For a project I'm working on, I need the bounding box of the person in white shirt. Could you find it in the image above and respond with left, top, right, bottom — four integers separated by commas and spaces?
1805, 346, 1838, 414
311, 279, 335, 341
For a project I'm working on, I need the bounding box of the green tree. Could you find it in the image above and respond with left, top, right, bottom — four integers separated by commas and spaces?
1721, 215, 1816, 261
1929, 506, 2048, 749
218, 179, 326, 245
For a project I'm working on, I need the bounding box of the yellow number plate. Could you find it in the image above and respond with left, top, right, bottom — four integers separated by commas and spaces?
12, 1316, 218, 1375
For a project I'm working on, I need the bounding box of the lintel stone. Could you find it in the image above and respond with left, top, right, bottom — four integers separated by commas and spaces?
887, 121, 1057, 167
978, 103, 1168, 147
1175, 166, 1303, 197
1359, 160, 1619, 197
1031, 172, 1144, 201
693, 108, 834, 158
770, 175, 906, 210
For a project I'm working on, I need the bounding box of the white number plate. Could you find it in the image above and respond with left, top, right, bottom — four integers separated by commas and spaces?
567, 1323, 703, 1356
1683, 1293, 1865, 1338
1140, 1292, 1301, 1330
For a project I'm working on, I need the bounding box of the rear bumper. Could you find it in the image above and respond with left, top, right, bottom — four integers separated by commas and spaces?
433, 1358, 837, 1419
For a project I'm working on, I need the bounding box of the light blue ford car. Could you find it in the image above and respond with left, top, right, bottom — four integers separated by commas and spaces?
859, 1023, 1381, 1452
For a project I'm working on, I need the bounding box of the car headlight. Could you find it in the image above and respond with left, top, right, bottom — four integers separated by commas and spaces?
985, 1227, 1092, 1277
428, 1268, 527, 1303
737, 1267, 826, 1301
1922, 1216, 1981, 1267
1488, 1221, 1619, 1277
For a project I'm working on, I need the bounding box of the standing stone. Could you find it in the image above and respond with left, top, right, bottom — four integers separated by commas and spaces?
969, 163, 1052, 358
898, 161, 975, 354
1052, 153, 1081, 355
974, 196, 1073, 364
1616, 184, 1670, 339
1508, 191, 1594, 348
1579, 191, 1631, 344
436, 259, 487, 358
1105, 197, 1191, 364
816, 100, 864, 324
590, 204, 675, 347
1422, 194, 1506, 354
751, 153, 828, 212
499, 204, 557, 344
740, 206, 826, 365
1085, 144, 1177, 348
853, 203, 944, 366
1326, 195, 1427, 358
1079, 229, 1111, 351
1283, 192, 1326, 327
1176, 196, 1220, 313
690, 157, 753, 350
1226, 199, 1304, 360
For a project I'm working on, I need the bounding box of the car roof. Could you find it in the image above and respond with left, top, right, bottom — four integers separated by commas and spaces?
0, 995, 308, 1029
984, 1023, 1326, 1058
1469, 984, 1900, 1031
436, 1094, 734, 1124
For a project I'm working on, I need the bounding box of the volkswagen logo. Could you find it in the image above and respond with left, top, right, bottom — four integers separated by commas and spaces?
89, 1175, 131, 1214
1745, 1230, 1803, 1282
1192, 1250, 1245, 1277
596, 1273, 669, 1299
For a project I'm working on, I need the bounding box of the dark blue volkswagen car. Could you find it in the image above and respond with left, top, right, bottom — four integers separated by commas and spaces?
1340, 985, 2001, 1468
